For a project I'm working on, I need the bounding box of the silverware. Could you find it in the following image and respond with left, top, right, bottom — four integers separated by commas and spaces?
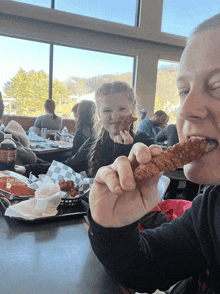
0, 189, 35, 201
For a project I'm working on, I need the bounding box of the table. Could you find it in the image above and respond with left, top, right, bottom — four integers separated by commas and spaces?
0, 204, 123, 294
30, 141, 73, 162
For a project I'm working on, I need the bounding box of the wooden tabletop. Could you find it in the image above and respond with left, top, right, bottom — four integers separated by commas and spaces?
30, 141, 72, 155
0, 203, 123, 294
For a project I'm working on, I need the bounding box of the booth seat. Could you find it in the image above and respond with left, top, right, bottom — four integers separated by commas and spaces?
3, 115, 77, 134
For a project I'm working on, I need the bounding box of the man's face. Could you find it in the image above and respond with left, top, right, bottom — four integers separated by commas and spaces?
155, 115, 167, 127
176, 28, 220, 185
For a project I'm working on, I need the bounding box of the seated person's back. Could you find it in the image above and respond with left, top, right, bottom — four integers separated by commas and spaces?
29, 99, 62, 135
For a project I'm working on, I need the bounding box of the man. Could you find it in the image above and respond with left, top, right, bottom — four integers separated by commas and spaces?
138, 110, 169, 139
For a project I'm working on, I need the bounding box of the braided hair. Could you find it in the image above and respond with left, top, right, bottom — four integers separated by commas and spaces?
87, 81, 136, 177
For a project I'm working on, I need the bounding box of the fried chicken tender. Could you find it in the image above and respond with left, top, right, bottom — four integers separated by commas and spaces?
59, 179, 79, 197
134, 138, 208, 182
119, 114, 137, 132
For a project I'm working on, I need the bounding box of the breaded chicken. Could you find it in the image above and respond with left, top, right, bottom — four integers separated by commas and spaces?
119, 114, 137, 132
134, 138, 212, 182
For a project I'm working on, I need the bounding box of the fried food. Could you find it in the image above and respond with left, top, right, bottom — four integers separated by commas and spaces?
59, 179, 79, 197
119, 114, 137, 132
134, 138, 215, 182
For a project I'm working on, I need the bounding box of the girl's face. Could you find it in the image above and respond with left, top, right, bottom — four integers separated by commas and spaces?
98, 93, 133, 140
176, 28, 220, 185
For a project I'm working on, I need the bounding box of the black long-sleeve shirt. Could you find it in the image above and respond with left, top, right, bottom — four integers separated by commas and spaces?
25, 131, 155, 177
88, 185, 220, 293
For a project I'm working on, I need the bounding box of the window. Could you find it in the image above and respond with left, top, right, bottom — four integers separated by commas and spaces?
155, 60, 180, 123
11, 0, 50, 8
55, 0, 137, 26
0, 36, 49, 117
162, 0, 219, 37
53, 45, 134, 118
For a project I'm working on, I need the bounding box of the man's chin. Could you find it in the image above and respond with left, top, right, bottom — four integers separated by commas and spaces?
184, 164, 220, 186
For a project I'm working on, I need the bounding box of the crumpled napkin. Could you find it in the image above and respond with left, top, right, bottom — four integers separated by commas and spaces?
5, 178, 62, 220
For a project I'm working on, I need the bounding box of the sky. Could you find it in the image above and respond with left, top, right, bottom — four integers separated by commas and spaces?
0, 0, 219, 93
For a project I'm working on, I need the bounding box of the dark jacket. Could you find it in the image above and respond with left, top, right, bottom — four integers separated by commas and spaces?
25, 131, 155, 178
88, 185, 220, 293
72, 126, 93, 156
155, 124, 179, 147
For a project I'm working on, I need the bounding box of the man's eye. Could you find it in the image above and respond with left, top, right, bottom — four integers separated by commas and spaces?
119, 107, 126, 111
210, 86, 220, 98
178, 89, 189, 98
103, 109, 111, 113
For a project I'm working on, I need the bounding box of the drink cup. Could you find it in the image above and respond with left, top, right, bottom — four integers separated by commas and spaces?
41, 128, 47, 140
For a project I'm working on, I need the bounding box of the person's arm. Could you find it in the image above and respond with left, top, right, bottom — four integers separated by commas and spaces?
63, 137, 94, 173
15, 141, 37, 164
72, 128, 86, 156
88, 143, 207, 292
33, 116, 42, 129
155, 128, 168, 143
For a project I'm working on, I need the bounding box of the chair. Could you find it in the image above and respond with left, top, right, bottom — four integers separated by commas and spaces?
158, 175, 171, 202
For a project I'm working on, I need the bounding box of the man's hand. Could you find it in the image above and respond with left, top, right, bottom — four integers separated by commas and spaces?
89, 143, 163, 227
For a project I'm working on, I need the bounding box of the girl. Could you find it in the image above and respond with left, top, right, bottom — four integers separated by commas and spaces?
88, 14, 220, 293
15, 81, 155, 177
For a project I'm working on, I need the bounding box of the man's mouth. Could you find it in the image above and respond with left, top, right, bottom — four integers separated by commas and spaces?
189, 136, 219, 152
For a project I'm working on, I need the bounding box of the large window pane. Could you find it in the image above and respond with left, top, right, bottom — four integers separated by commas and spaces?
53, 45, 134, 118
155, 60, 180, 124
12, 0, 50, 8
0, 36, 49, 117
55, 0, 137, 26
162, 0, 219, 37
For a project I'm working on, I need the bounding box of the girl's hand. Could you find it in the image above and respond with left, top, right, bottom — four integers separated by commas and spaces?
14, 165, 26, 175
114, 130, 134, 145
89, 143, 163, 227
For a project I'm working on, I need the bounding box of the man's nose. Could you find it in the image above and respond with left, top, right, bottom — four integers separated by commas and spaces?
178, 88, 208, 122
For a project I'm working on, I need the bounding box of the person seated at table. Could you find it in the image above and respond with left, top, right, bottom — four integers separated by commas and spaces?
15, 81, 155, 178
71, 102, 79, 120
0, 95, 37, 165
88, 13, 220, 293
155, 123, 179, 147
72, 100, 96, 156
29, 99, 63, 135
138, 109, 169, 139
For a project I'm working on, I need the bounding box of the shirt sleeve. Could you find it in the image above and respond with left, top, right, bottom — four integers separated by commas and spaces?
88, 193, 210, 293
155, 129, 167, 143
33, 116, 42, 129
72, 128, 85, 156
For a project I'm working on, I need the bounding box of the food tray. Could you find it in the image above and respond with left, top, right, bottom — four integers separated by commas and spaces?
0, 197, 89, 222
60, 188, 90, 206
